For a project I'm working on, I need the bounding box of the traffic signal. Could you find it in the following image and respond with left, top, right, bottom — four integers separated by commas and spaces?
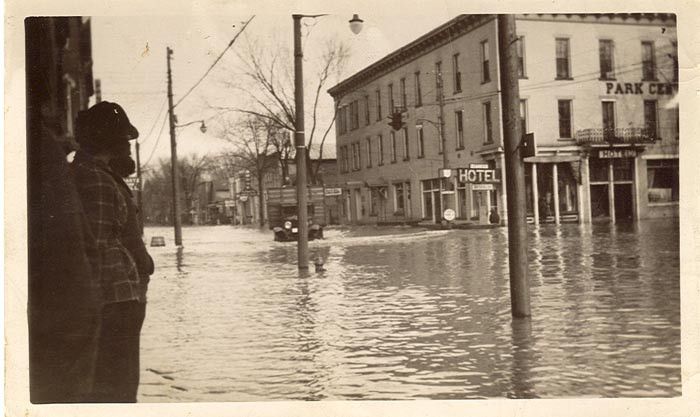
388, 112, 404, 131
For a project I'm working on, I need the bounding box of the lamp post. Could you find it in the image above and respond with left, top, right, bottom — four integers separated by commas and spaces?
416, 116, 451, 223
293, 13, 363, 269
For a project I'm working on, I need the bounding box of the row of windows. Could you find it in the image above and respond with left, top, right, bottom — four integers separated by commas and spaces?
539, 98, 674, 140
337, 40, 493, 135
557, 38, 677, 82
339, 102, 495, 173
338, 37, 677, 136
341, 95, 675, 172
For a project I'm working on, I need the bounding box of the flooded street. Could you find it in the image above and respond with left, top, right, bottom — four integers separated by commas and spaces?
138, 219, 680, 401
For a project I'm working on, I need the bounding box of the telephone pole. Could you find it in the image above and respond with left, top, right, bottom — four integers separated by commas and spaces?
497, 14, 531, 318
167, 46, 183, 246
293, 15, 309, 269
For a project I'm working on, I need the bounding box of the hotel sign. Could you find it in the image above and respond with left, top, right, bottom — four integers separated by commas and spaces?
604, 82, 678, 95
457, 167, 500, 183
599, 149, 637, 159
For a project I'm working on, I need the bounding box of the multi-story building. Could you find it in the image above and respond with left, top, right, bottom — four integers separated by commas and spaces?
329, 14, 678, 225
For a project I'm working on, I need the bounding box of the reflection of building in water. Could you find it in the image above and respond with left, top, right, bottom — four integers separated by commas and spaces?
329, 14, 678, 225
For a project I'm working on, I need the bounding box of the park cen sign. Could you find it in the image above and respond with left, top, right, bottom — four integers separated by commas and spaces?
457, 167, 500, 184
604, 82, 678, 95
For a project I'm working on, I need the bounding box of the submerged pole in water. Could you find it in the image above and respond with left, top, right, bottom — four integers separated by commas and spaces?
497, 14, 531, 317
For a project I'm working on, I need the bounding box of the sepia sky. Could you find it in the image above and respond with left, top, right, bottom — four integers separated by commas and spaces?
90, 6, 465, 171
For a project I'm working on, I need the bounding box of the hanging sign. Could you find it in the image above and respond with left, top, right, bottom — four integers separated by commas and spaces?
599, 149, 637, 159
457, 167, 500, 183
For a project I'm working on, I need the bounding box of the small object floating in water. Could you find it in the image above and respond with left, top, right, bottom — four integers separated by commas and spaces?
314, 258, 326, 272
151, 236, 166, 247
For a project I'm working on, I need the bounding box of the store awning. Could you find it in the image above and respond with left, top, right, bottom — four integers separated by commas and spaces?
524, 155, 580, 163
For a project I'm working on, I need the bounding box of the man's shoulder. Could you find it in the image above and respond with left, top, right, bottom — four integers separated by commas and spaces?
71, 153, 116, 187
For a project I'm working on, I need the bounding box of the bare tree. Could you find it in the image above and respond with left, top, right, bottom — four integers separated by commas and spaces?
142, 155, 212, 225
211, 32, 349, 184
217, 114, 282, 227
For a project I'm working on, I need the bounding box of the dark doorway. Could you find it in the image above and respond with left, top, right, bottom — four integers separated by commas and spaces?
614, 184, 634, 221
590, 184, 610, 218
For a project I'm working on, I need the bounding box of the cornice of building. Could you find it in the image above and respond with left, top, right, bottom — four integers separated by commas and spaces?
328, 13, 676, 100
328, 14, 496, 99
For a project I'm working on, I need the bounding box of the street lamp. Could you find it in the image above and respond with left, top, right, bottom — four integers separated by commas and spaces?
176, 119, 207, 134
293, 13, 363, 269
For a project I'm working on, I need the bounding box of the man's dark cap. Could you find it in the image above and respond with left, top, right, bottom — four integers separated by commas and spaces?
75, 101, 139, 151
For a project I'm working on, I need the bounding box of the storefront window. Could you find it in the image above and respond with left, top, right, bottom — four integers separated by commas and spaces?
647, 159, 679, 203
589, 158, 609, 183
558, 163, 579, 213
395, 183, 404, 211
613, 158, 633, 182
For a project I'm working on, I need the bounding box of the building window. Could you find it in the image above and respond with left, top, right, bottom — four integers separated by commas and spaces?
480, 40, 490, 82
558, 99, 572, 139
352, 100, 359, 130
599, 39, 615, 80
642, 41, 656, 81
435, 61, 442, 100
394, 183, 405, 212
369, 188, 379, 216
520, 99, 528, 133
414, 71, 422, 107
388, 83, 395, 113
342, 145, 350, 173
375, 89, 382, 121
644, 100, 658, 139
455, 110, 464, 149
378, 134, 384, 165
352, 142, 360, 171
516, 36, 526, 78
483, 102, 493, 143
555, 38, 571, 79
452, 53, 462, 92
602, 101, 616, 140
364, 95, 370, 126
402, 128, 410, 161
366, 137, 372, 168
647, 159, 679, 203
338, 106, 345, 135
417, 128, 425, 158
400, 78, 407, 109
390, 131, 397, 162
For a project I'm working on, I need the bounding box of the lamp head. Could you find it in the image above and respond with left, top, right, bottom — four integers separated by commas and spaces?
349, 14, 363, 35
199, 121, 207, 134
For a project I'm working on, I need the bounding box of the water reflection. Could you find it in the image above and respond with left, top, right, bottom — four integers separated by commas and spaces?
139, 220, 680, 401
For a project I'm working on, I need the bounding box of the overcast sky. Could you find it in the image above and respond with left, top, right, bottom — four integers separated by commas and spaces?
91, 6, 463, 171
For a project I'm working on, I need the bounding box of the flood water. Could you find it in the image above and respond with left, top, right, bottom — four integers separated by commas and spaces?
138, 219, 680, 401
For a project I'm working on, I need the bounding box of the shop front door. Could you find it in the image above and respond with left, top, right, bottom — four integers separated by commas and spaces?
614, 184, 633, 221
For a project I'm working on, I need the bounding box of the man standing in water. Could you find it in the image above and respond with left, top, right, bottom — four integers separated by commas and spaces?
70, 101, 150, 402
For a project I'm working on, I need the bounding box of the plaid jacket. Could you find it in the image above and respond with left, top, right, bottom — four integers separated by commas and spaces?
113, 174, 154, 302
70, 151, 144, 304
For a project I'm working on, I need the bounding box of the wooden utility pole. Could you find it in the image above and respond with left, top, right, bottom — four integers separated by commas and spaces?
293, 15, 309, 269
167, 46, 183, 246
497, 14, 531, 317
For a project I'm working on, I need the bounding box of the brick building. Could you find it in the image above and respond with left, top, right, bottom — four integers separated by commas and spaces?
329, 14, 678, 225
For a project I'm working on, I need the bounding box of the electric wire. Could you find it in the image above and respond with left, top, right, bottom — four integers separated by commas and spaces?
173, 15, 255, 109
142, 114, 169, 168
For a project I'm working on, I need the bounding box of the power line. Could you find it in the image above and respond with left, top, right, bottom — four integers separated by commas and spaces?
142, 114, 169, 168
139, 98, 169, 145
173, 15, 256, 109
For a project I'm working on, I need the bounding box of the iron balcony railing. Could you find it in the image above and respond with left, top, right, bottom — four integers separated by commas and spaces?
575, 127, 656, 145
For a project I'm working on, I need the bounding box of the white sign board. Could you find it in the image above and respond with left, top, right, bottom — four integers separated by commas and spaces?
324, 188, 343, 196
224, 199, 235, 207
443, 208, 456, 221
472, 184, 495, 191
457, 168, 500, 183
